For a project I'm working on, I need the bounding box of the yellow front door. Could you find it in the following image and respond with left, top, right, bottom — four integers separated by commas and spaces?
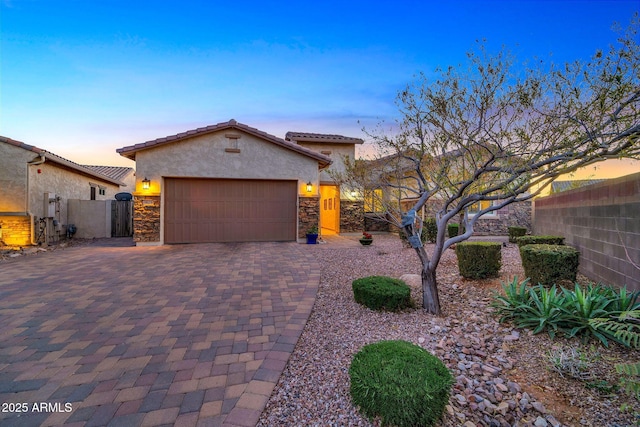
320, 185, 340, 234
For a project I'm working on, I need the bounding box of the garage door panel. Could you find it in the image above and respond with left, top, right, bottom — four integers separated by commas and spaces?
165, 179, 297, 243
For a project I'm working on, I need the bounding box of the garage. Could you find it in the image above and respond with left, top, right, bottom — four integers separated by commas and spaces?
164, 178, 297, 243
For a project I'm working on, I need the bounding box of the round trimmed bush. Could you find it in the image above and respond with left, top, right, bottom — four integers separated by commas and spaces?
349, 340, 453, 427
352, 276, 411, 311
456, 241, 502, 279
520, 244, 580, 286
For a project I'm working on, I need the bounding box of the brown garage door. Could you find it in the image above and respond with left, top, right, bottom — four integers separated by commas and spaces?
164, 178, 297, 243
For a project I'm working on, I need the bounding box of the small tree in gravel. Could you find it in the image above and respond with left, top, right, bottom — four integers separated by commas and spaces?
334, 16, 640, 315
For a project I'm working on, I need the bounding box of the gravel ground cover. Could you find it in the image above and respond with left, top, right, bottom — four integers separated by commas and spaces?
258, 234, 639, 427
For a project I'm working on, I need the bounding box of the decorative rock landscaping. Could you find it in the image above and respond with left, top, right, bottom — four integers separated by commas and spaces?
258, 234, 637, 427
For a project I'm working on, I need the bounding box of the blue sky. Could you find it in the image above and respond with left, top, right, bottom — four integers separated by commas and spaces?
1, 0, 639, 171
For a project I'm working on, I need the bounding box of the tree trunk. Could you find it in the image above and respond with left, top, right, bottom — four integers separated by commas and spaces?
422, 266, 441, 315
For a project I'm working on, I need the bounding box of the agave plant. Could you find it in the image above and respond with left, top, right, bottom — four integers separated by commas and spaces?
491, 277, 532, 322
560, 283, 615, 343
515, 285, 566, 338
607, 287, 640, 313
491, 279, 640, 347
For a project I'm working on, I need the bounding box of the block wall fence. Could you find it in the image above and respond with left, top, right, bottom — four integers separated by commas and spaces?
533, 172, 640, 291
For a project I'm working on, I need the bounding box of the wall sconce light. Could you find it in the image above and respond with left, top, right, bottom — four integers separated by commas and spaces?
306, 182, 313, 193
142, 177, 151, 190
350, 190, 357, 198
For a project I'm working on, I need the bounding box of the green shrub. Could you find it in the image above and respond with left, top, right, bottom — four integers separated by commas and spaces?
424, 217, 437, 243
508, 226, 527, 243
616, 361, 640, 398
447, 223, 459, 238
349, 340, 453, 427
520, 244, 579, 286
455, 241, 502, 279
590, 310, 640, 348
352, 276, 411, 311
516, 235, 565, 247
399, 220, 434, 246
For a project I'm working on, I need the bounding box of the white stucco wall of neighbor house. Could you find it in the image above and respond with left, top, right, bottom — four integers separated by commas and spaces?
134, 130, 321, 195
28, 162, 119, 226
0, 142, 33, 213
67, 199, 112, 239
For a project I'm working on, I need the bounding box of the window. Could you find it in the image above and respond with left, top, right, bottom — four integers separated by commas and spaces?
364, 189, 384, 213
98, 187, 106, 196
468, 200, 496, 216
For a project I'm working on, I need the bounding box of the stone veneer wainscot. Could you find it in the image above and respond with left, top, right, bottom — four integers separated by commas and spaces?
298, 197, 320, 239
133, 196, 161, 243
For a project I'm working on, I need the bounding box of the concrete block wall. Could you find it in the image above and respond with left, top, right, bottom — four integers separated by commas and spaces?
534, 172, 640, 291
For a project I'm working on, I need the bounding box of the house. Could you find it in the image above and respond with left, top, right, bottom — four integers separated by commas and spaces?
285, 131, 364, 234
362, 148, 532, 235
0, 136, 128, 245
550, 179, 607, 194
116, 119, 365, 245
84, 165, 137, 191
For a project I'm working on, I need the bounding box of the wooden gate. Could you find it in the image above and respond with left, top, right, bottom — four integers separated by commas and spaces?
111, 200, 133, 237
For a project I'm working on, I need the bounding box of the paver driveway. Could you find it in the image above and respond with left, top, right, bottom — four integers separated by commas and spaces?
0, 239, 320, 426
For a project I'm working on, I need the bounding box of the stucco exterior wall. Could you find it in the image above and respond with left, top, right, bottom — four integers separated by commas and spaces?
295, 142, 355, 183
534, 173, 640, 291
132, 130, 323, 244
134, 131, 320, 194
28, 162, 119, 227
67, 200, 112, 239
1, 143, 120, 245
0, 143, 33, 213
119, 170, 137, 193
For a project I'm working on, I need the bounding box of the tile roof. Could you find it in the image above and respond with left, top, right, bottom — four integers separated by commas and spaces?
116, 119, 333, 167
84, 165, 135, 182
0, 135, 42, 154
550, 179, 608, 194
0, 135, 125, 186
285, 131, 364, 144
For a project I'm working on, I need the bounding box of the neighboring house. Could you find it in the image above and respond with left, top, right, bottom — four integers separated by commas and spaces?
84, 165, 136, 192
550, 179, 607, 194
363, 149, 532, 235
0, 136, 126, 245
116, 119, 364, 245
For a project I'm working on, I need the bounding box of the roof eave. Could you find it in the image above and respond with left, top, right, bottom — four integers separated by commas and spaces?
116, 119, 333, 167
42, 152, 125, 186
2, 136, 124, 186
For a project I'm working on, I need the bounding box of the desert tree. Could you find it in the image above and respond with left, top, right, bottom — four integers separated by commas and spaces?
334, 17, 640, 315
